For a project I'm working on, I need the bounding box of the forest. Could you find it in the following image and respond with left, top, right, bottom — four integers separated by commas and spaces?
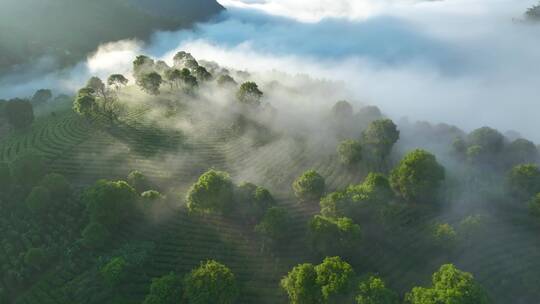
2, 0, 540, 304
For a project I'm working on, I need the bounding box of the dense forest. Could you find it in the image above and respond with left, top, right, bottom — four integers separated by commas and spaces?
1, 48, 540, 303
0, 0, 224, 76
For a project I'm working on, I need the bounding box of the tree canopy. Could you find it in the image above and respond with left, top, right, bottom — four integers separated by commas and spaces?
237, 82, 263, 107
186, 170, 235, 214
183, 260, 239, 304
293, 170, 326, 203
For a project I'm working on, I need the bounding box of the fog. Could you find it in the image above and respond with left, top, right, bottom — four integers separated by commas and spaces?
1, 0, 540, 140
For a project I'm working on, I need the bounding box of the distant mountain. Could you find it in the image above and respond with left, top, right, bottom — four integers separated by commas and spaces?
0, 0, 224, 76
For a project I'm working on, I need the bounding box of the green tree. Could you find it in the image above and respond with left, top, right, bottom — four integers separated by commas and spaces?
194, 66, 212, 82
5, 98, 34, 130
504, 138, 538, 167
100, 257, 128, 287
293, 170, 326, 203
24, 247, 47, 270
332, 100, 353, 120
338, 140, 362, 165
143, 272, 183, 304
186, 170, 235, 214
281, 263, 322, 304
362, 119, 399, 163
315, 256, 355, 303
137, 72, 163, 95
237, 82, 263, 107
356, 276, 398, 304
82, 180, 137, 229
309, 215, 361, 257
73, 87, 97, 117
164, 69, 182, 89
236, 182, 275, 221
432, 223, 457, 250
390, 149, 445, 203
39, 173, 71, 203
508, 164, 540, 201
81, 222, 110, 249
184, 260, 239, 304
86, 76, 106, 97
467, 127, 504, 154
25, 186, 51, 215
31, 89, 53, 104
180, 68, 198, 93
133, 55, 155, 77
0, 162, 12, 195
217, 74, 237, 87
107, 74, 129, 90
10, 154, 47, 188
405, 264, 488, 304
255, 207, 292, 247
127, 170, 150, 193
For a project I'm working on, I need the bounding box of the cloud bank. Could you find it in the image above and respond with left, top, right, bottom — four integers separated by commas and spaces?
1, 0, 540, 140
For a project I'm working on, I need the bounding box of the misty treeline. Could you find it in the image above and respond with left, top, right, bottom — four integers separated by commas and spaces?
2, 51, 540, 304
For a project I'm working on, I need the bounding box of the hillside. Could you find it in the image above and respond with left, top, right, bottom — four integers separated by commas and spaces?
0, 0, 224, 76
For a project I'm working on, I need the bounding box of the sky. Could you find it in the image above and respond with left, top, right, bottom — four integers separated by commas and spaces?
1, 0, 540, 140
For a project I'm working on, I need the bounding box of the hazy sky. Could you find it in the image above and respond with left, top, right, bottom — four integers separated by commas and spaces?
2, 0, 540, 140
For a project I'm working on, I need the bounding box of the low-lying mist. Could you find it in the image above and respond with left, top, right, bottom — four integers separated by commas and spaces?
1, 0, 540, 140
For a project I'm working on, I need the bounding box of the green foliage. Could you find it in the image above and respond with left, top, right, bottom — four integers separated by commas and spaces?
237, 82, 263, 107
309, 215, 361, 257
504, 138, 538, 167
337, 140, 362, 165
4, 98, 34, 129
86, 77, 106, 95
100, 257, 128, 287
133, 55, 155, 77
347, 173, 394, 205
25, 186, 51, 215
180, 68, 199, 92
458, 215, 487, 241
24, 247, 47, 270
127, 170, 150, 193
332, 100, 353, 120
467, 127, 504, 155
0, 162, 12, 194
39, 173, 71, 202
186, 170, 234, 214
281, 263, 322, 304
356, 276, 399, 304
194, 66, 212, 82
405, 264, 488, 304
10, 153, 48, 188
362, 119, 399, 161
508, 164, 540, 201
108, 74, 129, 89
432, 223, 457, 250
137, 72, 163, 95
183, 260, 239, 304
73, 87, 97, 117
143, 272, 183, 304
293, 170, 326, 203
83, 180, 137, 229
255, 207, 292, 246
390, 149, 445, 204
235, 182, 275, 221
31, 89, 53, 104
315, 256, 355, 303
82, 222, 110, 249
217, 74, 237, 87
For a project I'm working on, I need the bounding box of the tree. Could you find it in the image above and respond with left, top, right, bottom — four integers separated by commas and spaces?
133, 55, 155, 78
173, 51, 195, 68
24, 247, 47, 270
293, 170, 326, 203
180, 68, 198, 93
137, 72, 163, 95
81, 222, 110, 249
467, 127, 504, 155
31, 89, 53, 104
356, 276, 398, 304
10, 154, 47, 188
217, 74, 237, 87
25, 186, 51, 215
432, 223, 457, 250
507, 164, 540, 201
186, 170, 235, 214
337, 140, 362, 165
315, 256, 355, 303
184, 260, 239, 304
309, 215, 361, 257
332, 100, 353, 120
127, 170, 150, 193
100, 257, 128, 287
194, 66, 212, 82
362, 119, 399, 163
82, 180, 137, 229
0, 162, 12, 195
237, 82, 263, 107
255, 207, 292, 247
235, 182, 275, 221
281, 263, 322, 304
143, 273, 183, 304
390, 149, 445, 204
5, 98, 34, 129
405, 264, 488, 304
504, 138, 539, 167
39, 173, 71, 203
164, 69, 182, 89
73, 87, 97, 117
107, 74, 129, 90
86, 77, 106, 97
